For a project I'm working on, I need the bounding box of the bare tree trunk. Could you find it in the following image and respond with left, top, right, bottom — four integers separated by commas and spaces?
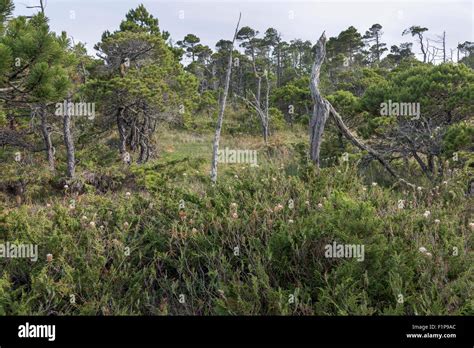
130, 120, 139, 151
375, 32, 380, 62
442, 31, 446, 63
309, 31, 400, 179
40, 105, 55, 171
418, 33, 427, 63
263, 73, 270, 143
309, 32, 330, 167
117, 107, 127, 154
242, 73, 271, 144
276, 48, 281, 87
241, 93, 269, 145
138, 116, 150, 163
412, 151, 432, 180
210, 13, 241, 184
256, 75, 262, 108
138, 137, 148, 163
63, 94, 75, 178
427, 154, 435, 174
212, 64, 218, 90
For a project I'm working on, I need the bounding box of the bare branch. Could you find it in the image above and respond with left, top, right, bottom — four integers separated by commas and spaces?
210, 13, 242, 183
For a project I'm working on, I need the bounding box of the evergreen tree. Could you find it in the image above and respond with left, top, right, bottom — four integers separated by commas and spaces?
92, 5, 198, 162
403, 25, 429, 63
327, 26, 364, 66
177, 34, 201, 62
363, 24, 387, 63
0, 3, 71, 171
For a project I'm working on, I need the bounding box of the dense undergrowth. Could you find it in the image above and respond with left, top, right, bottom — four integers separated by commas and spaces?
1, 131, 472, 315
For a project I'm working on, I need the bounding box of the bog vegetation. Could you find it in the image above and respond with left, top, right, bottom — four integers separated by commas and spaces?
0, 1, 473, 315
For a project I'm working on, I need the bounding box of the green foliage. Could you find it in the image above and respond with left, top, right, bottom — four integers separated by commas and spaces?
0, 42, 12, 76
119, 4, 160, 35
325, 67, 387, 97
198, 90, 217, 115
443, 122, 474, 156
272, 76, 311, 122
177, 34, 201, 61
269, 107, 285, 131
1, 160, 472, 315
459, 54, 474, 69
1, 12, 72, 103
360, 63, 474, 140
327, 26, 364, 64
327, 90, 360, 117
0, 1, 473, 318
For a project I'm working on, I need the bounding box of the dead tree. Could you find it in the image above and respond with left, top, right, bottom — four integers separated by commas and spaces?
442, 31, 446, 63
327, 102, 398, 178
263, 71, 270, 143
309, 32, 401, 180
309, 32, 330, 167
240, 71, 270, 144
63, 93, 75, 178
210, 13, 241, 184
429, 31, 447, 63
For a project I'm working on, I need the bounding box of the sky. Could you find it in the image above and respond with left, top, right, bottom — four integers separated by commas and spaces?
12, 0, 474, 62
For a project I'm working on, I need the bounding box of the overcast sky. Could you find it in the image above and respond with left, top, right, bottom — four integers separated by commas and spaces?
13, 0, 474, 62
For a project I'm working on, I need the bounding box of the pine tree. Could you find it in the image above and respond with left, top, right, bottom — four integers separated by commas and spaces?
0, 3, 71, 171
363, 24, 387, 63
92, 5, 198, 163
